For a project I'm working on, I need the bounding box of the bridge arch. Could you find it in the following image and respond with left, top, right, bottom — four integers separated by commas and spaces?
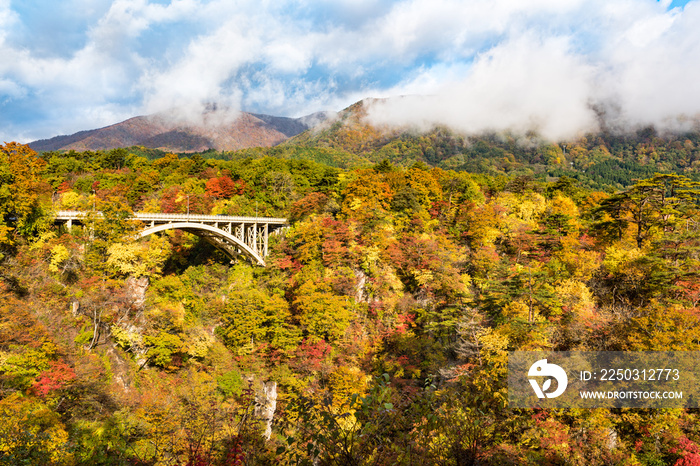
54, 210, 287, 266
139, 222, 266, 266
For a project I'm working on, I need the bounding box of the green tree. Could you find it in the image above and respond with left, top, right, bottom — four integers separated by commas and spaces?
293, 280, 352, 342
219, 287, 300, 354
82, 196, 140, 271
594, 174, 700, 247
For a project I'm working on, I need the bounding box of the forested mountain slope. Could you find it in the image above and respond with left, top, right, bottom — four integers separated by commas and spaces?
29, 110, 326, 154
1, 139, 700, 464
286, 99, 700, 190
27, 97, 700, 190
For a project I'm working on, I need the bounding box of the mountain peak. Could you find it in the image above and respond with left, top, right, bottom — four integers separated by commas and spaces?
28, 108, 329, 153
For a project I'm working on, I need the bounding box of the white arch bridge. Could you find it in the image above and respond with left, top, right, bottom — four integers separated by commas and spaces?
54, 211, 288, 266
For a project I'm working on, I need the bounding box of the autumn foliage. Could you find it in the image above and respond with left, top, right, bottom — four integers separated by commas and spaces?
1, 138, 700, 465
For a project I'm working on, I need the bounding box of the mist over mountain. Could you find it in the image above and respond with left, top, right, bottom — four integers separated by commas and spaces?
275, 98, 700, 191
28, 108, 329, 153
26, 91, 700, 186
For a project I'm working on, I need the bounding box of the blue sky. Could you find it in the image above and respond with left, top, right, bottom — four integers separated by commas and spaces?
1, 0, 699, 142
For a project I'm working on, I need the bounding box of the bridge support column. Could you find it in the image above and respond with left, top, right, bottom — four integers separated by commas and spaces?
264, 223, 269, 256
253, 222, 258, 255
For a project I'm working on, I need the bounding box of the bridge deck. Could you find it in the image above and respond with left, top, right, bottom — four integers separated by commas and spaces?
55, 210, 287, 225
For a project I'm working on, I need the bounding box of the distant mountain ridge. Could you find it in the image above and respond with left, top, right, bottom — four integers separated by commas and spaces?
29, 109, 330, 153
22, 97, 700, 192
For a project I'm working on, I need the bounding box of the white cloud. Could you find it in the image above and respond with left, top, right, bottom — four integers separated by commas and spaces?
263, 41, 313, 74
2, 0, 700, 142
367, 35, 599, 140
599, 1, 700, 128
0, 78, 24, 100
0, 0, 18, 43
139, 19, 260, 122
365, 0, 700, 139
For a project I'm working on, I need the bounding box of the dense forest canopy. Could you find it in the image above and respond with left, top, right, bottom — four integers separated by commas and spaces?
1, 129, 700, 464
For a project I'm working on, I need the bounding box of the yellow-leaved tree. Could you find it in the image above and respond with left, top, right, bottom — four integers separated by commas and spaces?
0, 142, 51, 246
106, 235, 171, 278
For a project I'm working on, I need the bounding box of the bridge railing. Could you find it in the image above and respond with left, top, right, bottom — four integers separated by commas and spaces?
55, 210, 288, 225
133, 212, 288, 224
55, 210, 96, 219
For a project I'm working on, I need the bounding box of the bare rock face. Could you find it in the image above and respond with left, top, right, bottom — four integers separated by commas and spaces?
606, 428, 618, 451
106, 346, 132, 391
125, 276, 149, 309
255, 381, 278, 440
354, 268, 367, 302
